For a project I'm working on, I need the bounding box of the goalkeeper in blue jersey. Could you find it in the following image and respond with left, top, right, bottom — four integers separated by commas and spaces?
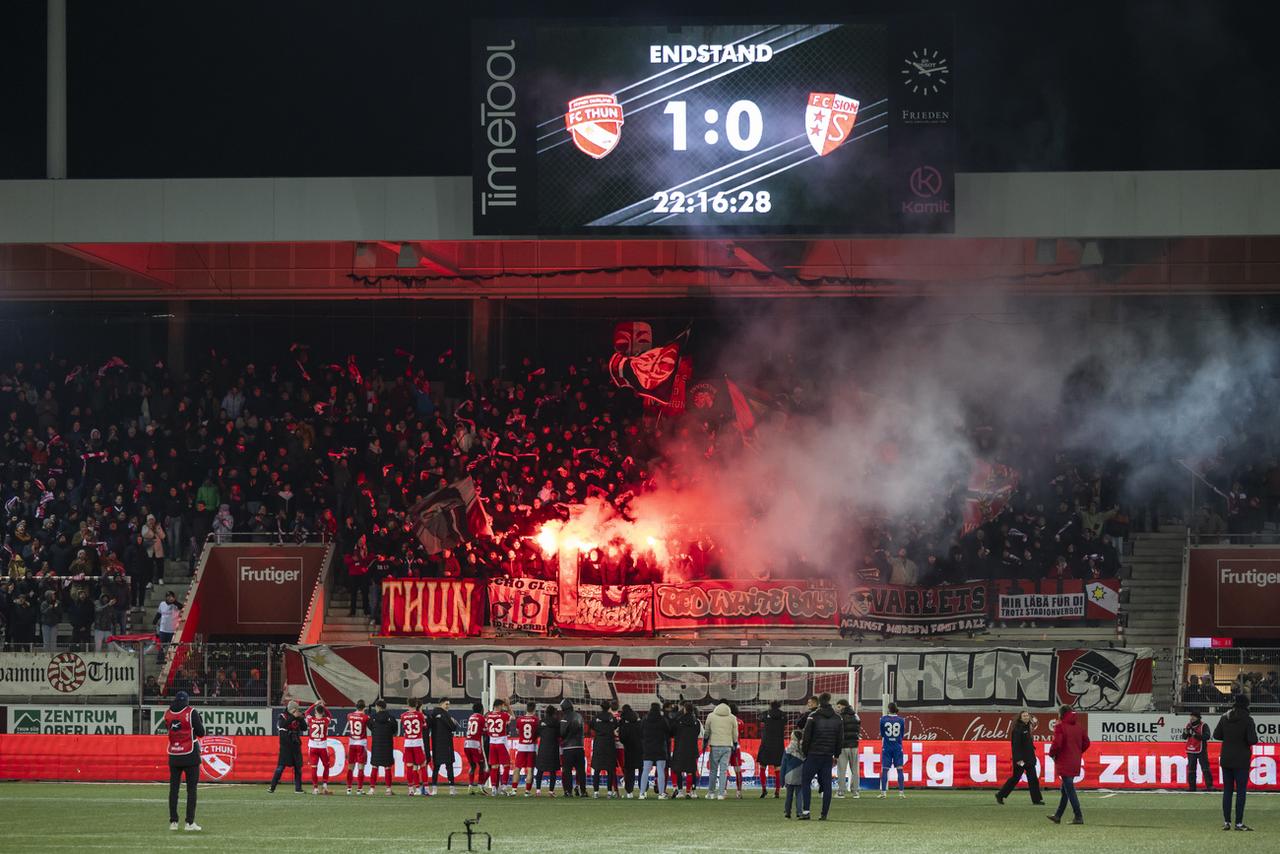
878, 703, 906, 798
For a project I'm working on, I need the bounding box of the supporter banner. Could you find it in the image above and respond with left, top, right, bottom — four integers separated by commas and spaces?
2, 705, 133, 734
145, 706, 273, 736
0, 651, 138, 698
4, 735, 1279, 790
283, 643, 1154, 712
998, 592, 1083, 620
1185, 546, 1280, 639
193, 545, 328, 636
848, 647, 1155, 712
653, 580, 838, 629
1088, 712, 1280, 743
840, 582, 988, 636
380, 578, 482, 637
994, 579, 1121, 622
487, 577, 556, 633
559, 584, 653, 635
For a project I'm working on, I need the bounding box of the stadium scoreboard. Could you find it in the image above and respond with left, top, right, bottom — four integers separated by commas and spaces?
471, 17, 954, 235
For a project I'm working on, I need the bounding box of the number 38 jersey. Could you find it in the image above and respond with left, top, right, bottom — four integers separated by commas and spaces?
880, 714, 905, 749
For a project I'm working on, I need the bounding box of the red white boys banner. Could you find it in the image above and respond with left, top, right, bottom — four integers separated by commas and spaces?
379, 579, 482, 637
4, 735, 1278, 790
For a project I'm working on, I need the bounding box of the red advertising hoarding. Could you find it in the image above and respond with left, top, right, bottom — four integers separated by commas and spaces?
1186, 546, 1280, 638
3, 735, 1277, 790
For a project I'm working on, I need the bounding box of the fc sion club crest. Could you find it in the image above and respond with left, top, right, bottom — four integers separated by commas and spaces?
805, 92, 859, 157
199, 736, 237, 780
565, 94, 625, 159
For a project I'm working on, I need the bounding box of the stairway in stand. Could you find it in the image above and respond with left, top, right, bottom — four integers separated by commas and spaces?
318, 587, 374, 645
1120, 530, 1187, 710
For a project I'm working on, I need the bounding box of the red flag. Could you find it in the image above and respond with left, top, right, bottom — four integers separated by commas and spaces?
724, 377, 756, 434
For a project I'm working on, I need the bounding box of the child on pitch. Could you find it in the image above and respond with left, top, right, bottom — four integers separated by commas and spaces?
878, 702, 906, 798
781, 729, 805, 819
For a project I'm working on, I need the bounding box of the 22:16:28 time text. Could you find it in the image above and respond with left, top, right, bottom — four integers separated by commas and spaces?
651, 190, 772, 215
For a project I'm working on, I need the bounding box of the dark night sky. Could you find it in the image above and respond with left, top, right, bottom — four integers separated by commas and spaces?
1, 0, 1277, 179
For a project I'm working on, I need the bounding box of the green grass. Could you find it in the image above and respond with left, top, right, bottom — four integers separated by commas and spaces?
0, 783, 1273, 853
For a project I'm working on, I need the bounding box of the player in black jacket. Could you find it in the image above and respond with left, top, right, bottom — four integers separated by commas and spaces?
268, 701, 305, 793
798, 693, 843, 820
428, 699, 460, 795
368, 699, 398, 795
995, 711, 1043, 804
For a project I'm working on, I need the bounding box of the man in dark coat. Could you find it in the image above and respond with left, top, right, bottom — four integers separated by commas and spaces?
535, 706, 562, 795
799, 692, 843, 820
1213, 694, 1259, 831
996, 710, 1043, 804
368, 699, 398, 795
427, 699, 459, 794
590, 701, 620, 798
163, 690, 205, 831
559, 698, 587, 797
618, 705, 643, 797
639, 702, 672, 798
268, 700, 305, 793
669, 702, 701, 798
756, 700, 786, 799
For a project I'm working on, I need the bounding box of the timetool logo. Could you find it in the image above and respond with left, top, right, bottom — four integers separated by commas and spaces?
804, 93, 859, 157
901, 48, 949, 96
565, 94, 625, 159
479, 39, 518, 216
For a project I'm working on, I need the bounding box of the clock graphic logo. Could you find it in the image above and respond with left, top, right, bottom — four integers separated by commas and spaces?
900, 49, 949, 96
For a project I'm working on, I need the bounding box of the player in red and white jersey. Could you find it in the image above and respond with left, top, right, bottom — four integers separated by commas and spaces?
484, 699, 513, 795
513, 701, 540, 795
463, 702, 487, 794
400, 697, 428, 796
305, 702, 333, 795
344, 699, 370, 795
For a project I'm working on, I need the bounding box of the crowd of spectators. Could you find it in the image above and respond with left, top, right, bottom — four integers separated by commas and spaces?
1, 343, 1144, 646
1182, 670, 1279, 710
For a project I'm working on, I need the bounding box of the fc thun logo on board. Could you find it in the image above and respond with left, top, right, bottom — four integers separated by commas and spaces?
565, 94, 625, 159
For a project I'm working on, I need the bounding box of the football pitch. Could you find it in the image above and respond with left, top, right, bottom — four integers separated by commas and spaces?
0, 783, 1272, 854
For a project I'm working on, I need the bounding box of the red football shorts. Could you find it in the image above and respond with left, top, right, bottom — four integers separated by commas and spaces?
402, 745, 426, 766
309, 747, 330, 765
513, 750, 535, 769
464, 747, 486, 770
487, 744, 510, 766
348, 744, 367, 764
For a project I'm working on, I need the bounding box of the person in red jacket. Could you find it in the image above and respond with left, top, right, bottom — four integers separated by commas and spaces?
1047, 705, 1090, 825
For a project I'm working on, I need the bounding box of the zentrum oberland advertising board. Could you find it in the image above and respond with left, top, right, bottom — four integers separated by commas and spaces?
472, 17, 954, 235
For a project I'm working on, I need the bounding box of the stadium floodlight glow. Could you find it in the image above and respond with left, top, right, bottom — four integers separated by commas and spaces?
483, 663, 860, 726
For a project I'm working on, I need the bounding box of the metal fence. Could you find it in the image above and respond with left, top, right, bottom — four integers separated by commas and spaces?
153, 642, 283, 705
1177, 646, 1280, 712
